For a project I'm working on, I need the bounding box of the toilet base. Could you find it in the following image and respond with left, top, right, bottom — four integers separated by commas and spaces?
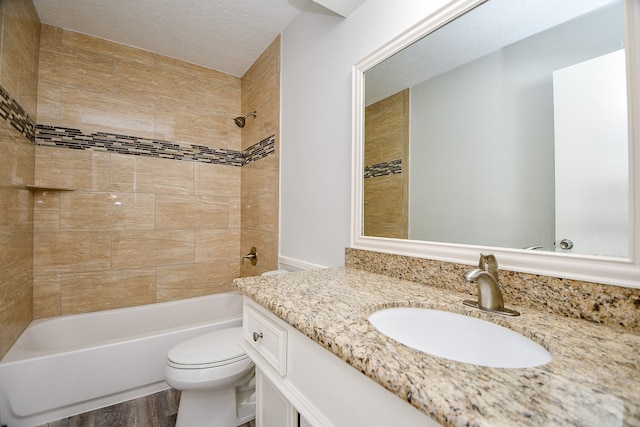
175, 383, 255, 427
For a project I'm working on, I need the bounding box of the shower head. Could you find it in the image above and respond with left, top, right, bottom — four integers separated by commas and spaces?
233, 111, 257, 128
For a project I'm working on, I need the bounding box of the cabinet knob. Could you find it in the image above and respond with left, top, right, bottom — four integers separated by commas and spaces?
253, 332, 263, 342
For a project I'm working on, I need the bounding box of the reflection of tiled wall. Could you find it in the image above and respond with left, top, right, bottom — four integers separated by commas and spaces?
364, 90, 409, 239
33, 26, 277, 317
0, 0, 40, 359
241, 37, 280, 277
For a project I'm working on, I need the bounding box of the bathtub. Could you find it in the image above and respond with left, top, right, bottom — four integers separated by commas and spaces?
0, 291, 243, 427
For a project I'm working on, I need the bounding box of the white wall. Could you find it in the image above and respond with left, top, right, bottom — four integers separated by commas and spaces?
279, 0, 449, 268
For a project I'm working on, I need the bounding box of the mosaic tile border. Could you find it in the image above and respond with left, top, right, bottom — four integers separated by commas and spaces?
0, 83, 276, 167
35, 125, 276, 167
364, 159, 402, 178
0, 85, 35, 141
244, 135, 276, 165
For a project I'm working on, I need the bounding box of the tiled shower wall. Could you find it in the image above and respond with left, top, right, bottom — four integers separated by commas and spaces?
0, 0, 40, 359
31, 26, 279, 317
240, 37, 280, 277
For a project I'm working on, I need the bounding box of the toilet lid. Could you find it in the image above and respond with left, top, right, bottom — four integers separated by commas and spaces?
167, 327, 248, 368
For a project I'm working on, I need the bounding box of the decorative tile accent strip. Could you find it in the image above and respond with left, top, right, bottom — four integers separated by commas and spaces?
0, 85, 35, 141
243, 135, 276, 165
35, 125, 277, 167
364, 159, 402, 178
345, 248, 640, 332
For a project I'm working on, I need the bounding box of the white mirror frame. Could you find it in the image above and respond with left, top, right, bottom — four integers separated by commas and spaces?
351, 0, 640, 288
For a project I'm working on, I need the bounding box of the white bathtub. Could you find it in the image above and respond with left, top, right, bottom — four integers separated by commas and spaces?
0, 291, 243, 427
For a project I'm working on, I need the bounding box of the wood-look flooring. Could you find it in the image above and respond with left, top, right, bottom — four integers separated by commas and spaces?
36, 389, 256, 427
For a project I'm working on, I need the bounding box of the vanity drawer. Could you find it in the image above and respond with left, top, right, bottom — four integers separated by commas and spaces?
243, 301, 288, 375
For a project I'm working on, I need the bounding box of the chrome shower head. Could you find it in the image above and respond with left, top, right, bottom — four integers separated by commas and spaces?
233, 111, 257, 128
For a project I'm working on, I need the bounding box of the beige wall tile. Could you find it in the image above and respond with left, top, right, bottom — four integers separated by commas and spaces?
35, 146, 111, 191
195, 77, 241, 115
61, 268, 156, 315
33, 208, 59, 232
38, 49, 113, 94
33, 231, 111, 273
124, 157, 194, 195
228, 262, 241, 285
229, 197, 241, 229
59, 192, 155, 231
0, 128, 35, 186
1, 186, 33, 234
0, 233, 32, 357
62, 30, 156, 66
111, 230, 194, 269
60, 89, 155, 138
0, 0, 40, 119
0, 233, 33, 293
156, 263, 230, 302
38, 24, 64, 53
195, 229, 241, 264
155, 53, 234, 82
33, 274, 61, 318
109, 153, 135, 192
241, 193, 277, 233
153, 64, 196, 104
154, 99, 229, 148
0, 1, 39, 359
36, 80, 61, 125
242, 161, 278, 197
194, 163, 241, 197
156, 195, 229, 230
239, 36, 280, 276
112, 59, 159, 104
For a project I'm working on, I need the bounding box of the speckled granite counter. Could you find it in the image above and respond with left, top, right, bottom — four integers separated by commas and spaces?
234, 267, 640, 427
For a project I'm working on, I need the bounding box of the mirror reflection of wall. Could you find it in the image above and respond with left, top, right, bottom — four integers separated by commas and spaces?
363, 0, 628, 258
364, 89, 409, 239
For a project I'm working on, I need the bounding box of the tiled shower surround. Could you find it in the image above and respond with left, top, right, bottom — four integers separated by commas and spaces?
29, 124, 277, 318
0, 4, 281, 360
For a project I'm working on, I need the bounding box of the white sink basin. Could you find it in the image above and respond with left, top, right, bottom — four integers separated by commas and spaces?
368, 307, 552, 368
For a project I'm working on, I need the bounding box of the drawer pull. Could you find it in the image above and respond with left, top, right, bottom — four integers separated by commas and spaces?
253, 332, 263, 342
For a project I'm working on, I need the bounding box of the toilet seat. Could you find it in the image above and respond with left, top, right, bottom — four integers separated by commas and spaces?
167, 327, 248, 370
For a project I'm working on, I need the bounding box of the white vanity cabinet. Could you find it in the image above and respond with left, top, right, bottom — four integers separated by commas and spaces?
241, 297, 440, 427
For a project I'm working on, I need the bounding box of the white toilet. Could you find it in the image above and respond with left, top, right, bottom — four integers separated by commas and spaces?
165, 327, 256, 427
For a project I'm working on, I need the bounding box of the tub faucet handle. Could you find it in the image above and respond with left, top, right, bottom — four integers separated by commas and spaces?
242, 247, 258, 266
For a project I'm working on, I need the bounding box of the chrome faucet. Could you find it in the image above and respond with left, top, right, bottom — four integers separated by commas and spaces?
462, 254, 520, 316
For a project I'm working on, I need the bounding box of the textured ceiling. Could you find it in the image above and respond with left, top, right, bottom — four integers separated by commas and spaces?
33, 0, 312, 77
365, 0, 619, 105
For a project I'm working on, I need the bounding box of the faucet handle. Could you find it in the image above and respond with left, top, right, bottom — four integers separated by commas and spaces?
479, 253, 498, 271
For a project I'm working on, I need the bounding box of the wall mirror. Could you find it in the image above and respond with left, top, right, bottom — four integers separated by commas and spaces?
351, 0, 640, 287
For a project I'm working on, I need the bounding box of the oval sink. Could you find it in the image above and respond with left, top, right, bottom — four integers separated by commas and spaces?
368, 307, 552, 368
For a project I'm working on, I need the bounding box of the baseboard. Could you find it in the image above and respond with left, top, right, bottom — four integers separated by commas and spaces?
278, 256, 328, 272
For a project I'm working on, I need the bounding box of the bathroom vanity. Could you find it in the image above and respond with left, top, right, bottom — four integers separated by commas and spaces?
235, 268, 640, 426
240, 294, 434, 426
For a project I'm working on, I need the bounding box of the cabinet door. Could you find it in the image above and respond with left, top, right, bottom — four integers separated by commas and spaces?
256, 368, 298, 427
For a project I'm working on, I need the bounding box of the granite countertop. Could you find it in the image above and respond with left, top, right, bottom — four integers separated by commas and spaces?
234, 267, 640, 427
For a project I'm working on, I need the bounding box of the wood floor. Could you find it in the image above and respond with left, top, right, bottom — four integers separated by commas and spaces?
37, 389, 256, 427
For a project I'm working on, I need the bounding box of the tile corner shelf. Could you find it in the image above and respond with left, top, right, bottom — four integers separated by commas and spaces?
25, 184, 75, 192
